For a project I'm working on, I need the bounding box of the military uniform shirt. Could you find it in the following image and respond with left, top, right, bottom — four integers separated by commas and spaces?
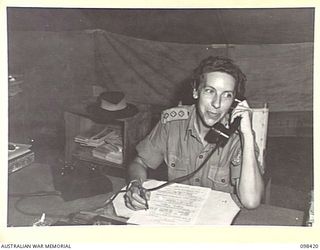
136, 104, 260, 193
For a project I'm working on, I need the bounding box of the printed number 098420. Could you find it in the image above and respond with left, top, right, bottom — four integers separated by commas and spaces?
300, 244, 319, 248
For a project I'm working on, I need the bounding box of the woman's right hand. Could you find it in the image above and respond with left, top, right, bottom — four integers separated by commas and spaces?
124, 180, 150, 210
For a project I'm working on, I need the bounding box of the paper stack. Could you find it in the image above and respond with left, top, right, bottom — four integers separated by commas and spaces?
92, 127, 123, 164
92, 143, 123, 164
74, 125, 117, 147
74, 125, 123, 164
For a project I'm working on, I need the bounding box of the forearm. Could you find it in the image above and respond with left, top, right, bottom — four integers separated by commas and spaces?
125, 157, 150, 210
237, 132, 264, 209
128, 157, 148, 183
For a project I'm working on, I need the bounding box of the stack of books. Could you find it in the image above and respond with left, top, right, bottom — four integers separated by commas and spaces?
74, 125, 123, 165
8, 143, 35, 174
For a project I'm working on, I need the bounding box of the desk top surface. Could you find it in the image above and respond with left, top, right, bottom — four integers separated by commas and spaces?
233, 204, 304, 226
93, 202, 304, 226
8, 163, 305, 227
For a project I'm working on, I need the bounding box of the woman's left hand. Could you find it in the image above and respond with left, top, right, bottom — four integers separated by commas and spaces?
230, 100, 253, 136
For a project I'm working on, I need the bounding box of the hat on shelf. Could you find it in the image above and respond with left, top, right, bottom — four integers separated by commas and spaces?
87, 91, 138, 122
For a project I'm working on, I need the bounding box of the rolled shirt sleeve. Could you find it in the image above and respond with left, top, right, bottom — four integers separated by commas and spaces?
230, 134, 263, 185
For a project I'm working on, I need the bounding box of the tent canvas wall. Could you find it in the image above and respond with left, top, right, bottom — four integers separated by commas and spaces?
7, 8, 314, 142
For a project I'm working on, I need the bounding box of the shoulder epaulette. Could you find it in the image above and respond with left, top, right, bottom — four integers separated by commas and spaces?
161, 106, 190, 124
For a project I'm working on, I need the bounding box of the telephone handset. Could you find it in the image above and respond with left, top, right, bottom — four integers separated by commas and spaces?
204, 96, 245, 146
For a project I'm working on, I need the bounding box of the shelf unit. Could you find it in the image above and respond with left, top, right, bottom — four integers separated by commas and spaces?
64, 100, 152, 177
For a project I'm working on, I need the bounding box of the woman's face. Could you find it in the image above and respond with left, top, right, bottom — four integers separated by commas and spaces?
194, 71, 236, 128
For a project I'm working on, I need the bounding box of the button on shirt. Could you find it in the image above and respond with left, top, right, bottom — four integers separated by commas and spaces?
136, 105, 257, 193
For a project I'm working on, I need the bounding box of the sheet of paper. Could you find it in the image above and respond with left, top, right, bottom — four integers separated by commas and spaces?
113, 180, 240, 225
196, 190, 240, 225
127, 180, 211, 225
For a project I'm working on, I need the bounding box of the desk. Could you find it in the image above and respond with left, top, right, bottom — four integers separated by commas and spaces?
86, 203, 304, 226
8, 163, 305, 227
233, 204, 304, 226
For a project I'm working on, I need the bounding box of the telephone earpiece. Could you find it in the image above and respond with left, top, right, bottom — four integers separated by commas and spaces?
204, 117, 241, 146
204, 96, 246, 146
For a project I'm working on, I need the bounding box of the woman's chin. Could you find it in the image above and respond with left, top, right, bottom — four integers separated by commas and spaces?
204, 119, 217, 127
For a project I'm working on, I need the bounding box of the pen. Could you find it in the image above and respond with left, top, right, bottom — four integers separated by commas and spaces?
139, 188, 149, 210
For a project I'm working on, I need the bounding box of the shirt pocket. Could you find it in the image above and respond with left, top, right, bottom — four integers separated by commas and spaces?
208, 164, 230, 187
166, 152, 188, 180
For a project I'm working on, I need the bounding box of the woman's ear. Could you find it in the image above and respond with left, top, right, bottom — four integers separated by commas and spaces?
192, 88, 198, 99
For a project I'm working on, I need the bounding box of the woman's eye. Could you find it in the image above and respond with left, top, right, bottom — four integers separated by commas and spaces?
204, 88, 214, 94
223, 92, 234, 98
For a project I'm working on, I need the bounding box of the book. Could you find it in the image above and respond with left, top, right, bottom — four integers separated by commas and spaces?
8, 143, 32, 161
9, 151, 35, 174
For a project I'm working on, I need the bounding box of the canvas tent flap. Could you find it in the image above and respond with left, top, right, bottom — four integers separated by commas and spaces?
7, 8, 314, 140
9, 29, 313, 114
93, 30, 312, 111
93, 30, 227, 106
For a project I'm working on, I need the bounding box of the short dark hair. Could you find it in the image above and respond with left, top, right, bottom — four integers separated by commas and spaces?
193, 56, 246, 97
